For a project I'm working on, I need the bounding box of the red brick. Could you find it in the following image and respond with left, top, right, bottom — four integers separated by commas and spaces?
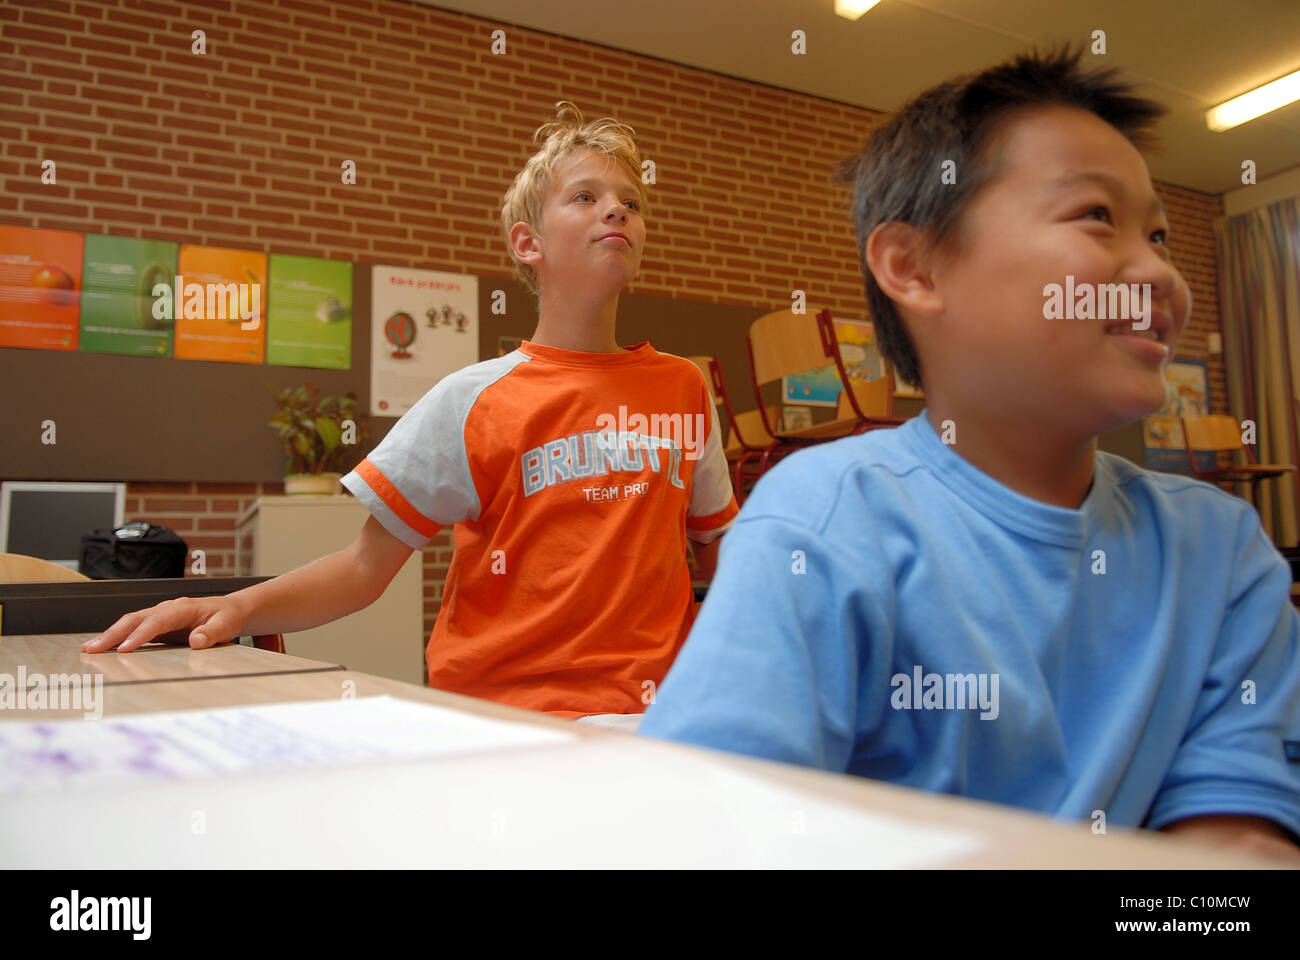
91, 73, 158, 94
23, 198, 88, 216
186, 536, 236, 550
92, 206, 154, 224
74, 187, 139, 205
143, 498, 208, 512
5, 26, 67, 44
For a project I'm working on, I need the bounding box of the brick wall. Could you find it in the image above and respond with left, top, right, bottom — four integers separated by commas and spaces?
124, 482, 281, 575
1, 0, 1228, 641
1154, 183, 1227, 412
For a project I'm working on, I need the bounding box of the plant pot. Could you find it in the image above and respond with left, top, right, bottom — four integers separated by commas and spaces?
283, 472, 342, 496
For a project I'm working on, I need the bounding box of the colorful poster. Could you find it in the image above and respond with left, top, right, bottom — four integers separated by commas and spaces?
172, 245, 267, 364
265, 254, 352, 369
782, 319, 883, 407
783, 406, 813, 432
370, 266, 478, 416
78, 234, 177, 357
0, 225, 83, 351
1143, 360, 1215, 473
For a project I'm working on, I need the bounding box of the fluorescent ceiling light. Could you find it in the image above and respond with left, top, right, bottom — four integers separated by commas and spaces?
1206, 67, 1300, 132
835, 0, 883, 20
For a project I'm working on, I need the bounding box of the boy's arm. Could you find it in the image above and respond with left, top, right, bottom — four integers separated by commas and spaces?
684, 388, 739, 557
238, 514, 414, 634
1161, 815, 1300, 861
1145, 509, 1300, 840
689, 535, 722, 581
82, 516, 413, 653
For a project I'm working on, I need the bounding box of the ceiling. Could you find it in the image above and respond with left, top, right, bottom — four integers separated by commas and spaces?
419, 0, 1300, 195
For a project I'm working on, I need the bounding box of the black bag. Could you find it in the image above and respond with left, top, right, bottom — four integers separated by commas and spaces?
79, 522, 188, 579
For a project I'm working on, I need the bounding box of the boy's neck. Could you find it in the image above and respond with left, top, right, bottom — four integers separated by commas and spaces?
530, 290, 623, 354
924, 405, 1097, 509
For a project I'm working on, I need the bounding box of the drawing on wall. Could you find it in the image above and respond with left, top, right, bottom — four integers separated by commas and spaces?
370, 266, 478, 416
1143, 359, 1214, 472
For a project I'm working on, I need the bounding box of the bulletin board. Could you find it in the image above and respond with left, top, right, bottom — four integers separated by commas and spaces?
0, 272, 777, 483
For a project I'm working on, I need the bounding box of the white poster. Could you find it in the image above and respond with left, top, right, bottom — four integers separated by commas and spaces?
370, 266, 478, 416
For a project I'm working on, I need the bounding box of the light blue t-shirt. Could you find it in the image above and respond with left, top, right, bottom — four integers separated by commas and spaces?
640, 412, 1300, 835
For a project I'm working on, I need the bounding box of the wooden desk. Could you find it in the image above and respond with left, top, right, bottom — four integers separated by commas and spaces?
0, 666, 576, 729
0, 633, 342, 689
0, 667, 1284, 869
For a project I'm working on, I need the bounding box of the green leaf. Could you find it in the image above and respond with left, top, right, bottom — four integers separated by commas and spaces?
315, 417, 341, 452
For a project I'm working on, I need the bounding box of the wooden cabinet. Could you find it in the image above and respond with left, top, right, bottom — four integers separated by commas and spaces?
237, 496, 424, 684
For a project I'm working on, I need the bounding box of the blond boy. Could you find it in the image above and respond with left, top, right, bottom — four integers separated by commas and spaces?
86, 104, 737, 718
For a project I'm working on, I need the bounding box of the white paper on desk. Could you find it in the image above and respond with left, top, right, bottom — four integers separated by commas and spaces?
675, 759, 987, 868
0, 695, 576, 797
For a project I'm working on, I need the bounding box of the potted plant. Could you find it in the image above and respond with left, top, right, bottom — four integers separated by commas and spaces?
268, 383, 366, 495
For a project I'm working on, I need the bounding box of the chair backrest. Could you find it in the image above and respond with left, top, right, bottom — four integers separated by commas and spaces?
684, 355, 722, 406
836, 376, 893, 420
748, 308, 834, 386
1181, 415, 1242, 452
0, 553, 91, 583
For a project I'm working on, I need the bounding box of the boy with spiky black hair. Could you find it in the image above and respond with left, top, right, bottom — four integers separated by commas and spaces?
641, 49, 1300, 859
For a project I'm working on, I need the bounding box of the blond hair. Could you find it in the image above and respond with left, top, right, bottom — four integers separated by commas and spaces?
501, 101, 646, 295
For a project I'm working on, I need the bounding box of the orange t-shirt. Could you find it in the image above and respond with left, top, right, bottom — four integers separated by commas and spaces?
341, 340, 738, 716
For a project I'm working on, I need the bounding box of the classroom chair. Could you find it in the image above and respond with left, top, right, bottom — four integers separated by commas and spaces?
834, 375, 905, 428
1180, 414, 1297, 510
726, 405, 789, 502
0, 553, 91, 583
686, 354, 726, 418
745, 307, 903, 482
686, 355, 789, 502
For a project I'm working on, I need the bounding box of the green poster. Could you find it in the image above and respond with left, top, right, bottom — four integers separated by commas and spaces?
78, 235, 177, 356
266, 254, 352, 369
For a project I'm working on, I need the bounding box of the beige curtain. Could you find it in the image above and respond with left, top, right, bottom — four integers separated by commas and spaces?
1213, 199, 1300, 547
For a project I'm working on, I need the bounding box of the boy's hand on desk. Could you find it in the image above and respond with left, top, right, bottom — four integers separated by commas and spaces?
1161, 815, 1300, 862
80, 595, 248, 654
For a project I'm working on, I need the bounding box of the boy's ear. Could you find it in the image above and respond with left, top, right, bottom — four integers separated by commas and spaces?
865, 221, 945, 318
509, 221, 543, 267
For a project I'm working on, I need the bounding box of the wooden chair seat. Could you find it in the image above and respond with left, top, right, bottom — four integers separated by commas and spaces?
724, 405, 781, 460
775, 417, 861, 442
1202, 464, 1296, 480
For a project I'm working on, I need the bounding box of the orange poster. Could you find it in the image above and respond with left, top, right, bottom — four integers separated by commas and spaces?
0, 225, 83, 351
172, 245, 267, 363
